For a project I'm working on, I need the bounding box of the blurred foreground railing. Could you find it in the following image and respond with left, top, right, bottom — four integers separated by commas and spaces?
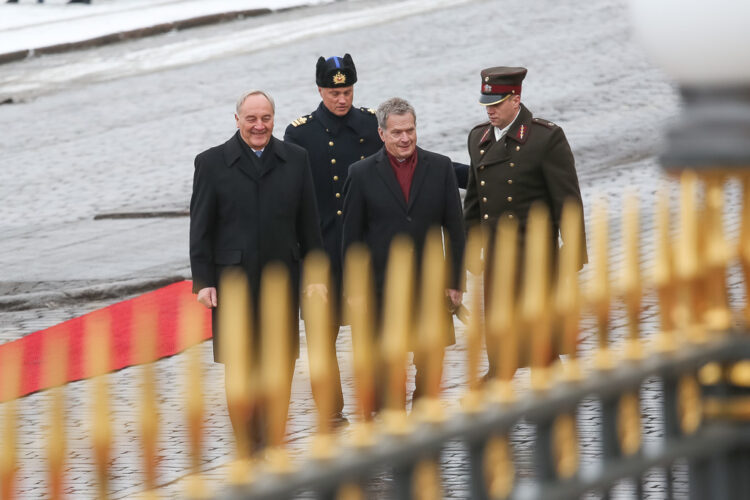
3, 171, 750, 499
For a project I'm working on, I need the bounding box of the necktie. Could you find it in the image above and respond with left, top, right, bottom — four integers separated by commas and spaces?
254, 150, 263, 158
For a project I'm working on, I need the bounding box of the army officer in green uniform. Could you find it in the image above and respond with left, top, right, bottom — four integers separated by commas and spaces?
463, 66, 587, 378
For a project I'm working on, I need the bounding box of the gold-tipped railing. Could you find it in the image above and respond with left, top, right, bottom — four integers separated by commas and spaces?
3, 172, 750, 498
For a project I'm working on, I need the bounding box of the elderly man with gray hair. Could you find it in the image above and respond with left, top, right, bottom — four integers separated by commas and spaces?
342, 97, 465, 405
190, 89, 323, 449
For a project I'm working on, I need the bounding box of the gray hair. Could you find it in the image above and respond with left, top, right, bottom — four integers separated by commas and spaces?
236, 90, 275, 114
376, 97, 416, 129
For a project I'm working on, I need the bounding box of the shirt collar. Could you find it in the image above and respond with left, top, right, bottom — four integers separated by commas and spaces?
494, 108, 522, 141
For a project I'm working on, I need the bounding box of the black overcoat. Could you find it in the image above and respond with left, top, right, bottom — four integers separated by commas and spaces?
189, 132, 323, 362
342, 147, 465, 344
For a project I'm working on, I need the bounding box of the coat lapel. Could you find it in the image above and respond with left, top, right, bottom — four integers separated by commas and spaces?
406, 147, 429, 213
374, 149, 408, 212
224, 132, 260, 182
260, 137, 285, 177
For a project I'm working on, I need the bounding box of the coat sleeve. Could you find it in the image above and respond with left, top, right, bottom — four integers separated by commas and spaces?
341, 164, 367, 263
442, 159, 466, 290
189, 155, 217, 293
462, 135, 480, 229
296, 151, 324, 257
540, 127, 588, 266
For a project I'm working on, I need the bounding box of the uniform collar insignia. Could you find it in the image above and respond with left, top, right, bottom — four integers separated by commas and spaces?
479, 126, 492, 146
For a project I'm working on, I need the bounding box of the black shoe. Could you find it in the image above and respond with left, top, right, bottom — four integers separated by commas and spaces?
330, 411, 349, 429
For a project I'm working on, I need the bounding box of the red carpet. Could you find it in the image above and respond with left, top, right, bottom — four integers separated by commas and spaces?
0, 281, 211, 399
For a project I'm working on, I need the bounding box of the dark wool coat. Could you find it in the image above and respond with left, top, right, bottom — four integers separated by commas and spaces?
342, 147, 465, 345
190, 132, 323, 362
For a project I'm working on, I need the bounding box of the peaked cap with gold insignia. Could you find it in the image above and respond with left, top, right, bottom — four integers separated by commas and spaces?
479, 66, 527, 106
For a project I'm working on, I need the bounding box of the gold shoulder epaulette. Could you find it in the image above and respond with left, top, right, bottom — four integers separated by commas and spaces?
291, 114, 313, 127
532, 117, 557, 129
360, 107, 376, 115
471, 121, 490, 132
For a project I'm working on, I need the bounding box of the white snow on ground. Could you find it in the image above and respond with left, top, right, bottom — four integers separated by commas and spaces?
0, 0, 336, 54
0, 0, 473, 99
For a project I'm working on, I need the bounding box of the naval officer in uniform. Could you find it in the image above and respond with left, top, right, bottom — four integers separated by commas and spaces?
463, 66, 587, 378
284, 54, 382, 426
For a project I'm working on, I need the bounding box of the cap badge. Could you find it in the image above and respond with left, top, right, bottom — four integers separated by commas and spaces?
332, 71, 346, 85
483, 83, 492, 93
484, 76, 489, 82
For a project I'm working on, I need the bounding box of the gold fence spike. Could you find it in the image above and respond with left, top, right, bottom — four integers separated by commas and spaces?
44, 333, 69, 500
621, 193, 644, 361
337, 482, 365, 500
412, 459, 443, 500
487, 217, 520, 402
0, 343, 21, 500
588, 198, 614, 371
85, 312, 112, 500
218, 269, 255, 482
303, 250, 338, 459
654, 188, 678, 352
520, 203, 553, 390
616, 393, 642, 456
462, 226, 485, 412
703, 175, 732, 332
381, 235, 414, 434
677, 375, 702, 434
413, 228, 449, 423
674, 171, 705, 343
180, 295, 209, 498
484, 434, 514, 499
134, 303, 161, 493
555, 201, 584, 381
552, 413, 579, 479
740, 176, 750, 326
344, 244, 377, 446
261, 263, 294, 472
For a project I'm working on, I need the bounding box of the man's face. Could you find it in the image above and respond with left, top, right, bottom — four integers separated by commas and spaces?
319, 86, 354, 116
235, 94, 274, 149
485, 94, 521, 129
379, 112, 417, 160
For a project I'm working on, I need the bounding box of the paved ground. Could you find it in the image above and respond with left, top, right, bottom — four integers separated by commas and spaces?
0, 0, 745, 498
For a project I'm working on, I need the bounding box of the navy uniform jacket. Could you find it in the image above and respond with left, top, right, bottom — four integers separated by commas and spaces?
284, 102, 382, 283
463, 104, 587, 265
189, 132, 323, 361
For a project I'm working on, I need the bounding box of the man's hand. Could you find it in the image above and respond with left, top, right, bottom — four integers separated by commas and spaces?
197, 287, 217, 308
446, 289, 463, 309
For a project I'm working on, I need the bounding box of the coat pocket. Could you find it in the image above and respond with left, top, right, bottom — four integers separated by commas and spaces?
214, 249, 242, 265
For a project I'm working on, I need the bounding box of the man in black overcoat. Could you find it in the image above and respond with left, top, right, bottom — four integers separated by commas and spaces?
342, 97, 465, 403
190, 90, 323, 447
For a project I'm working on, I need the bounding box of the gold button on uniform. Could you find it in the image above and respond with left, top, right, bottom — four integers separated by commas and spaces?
359, 138, 364, 143
328, 141, 334, 146
516, 146, 520, 151
483, 214, 489, 220
333, 175, 339, 181
509, 162, 515, 167
479, 165, 485, 170
482, 197, 487, 203
480, 149, 485, 155
508, 214, 514, 219
360, 155, 365, 160
331, 159, 336, 165
337, 210, 342, 216
507, 179, 513, 185
507, 196, 513, 202
480, 180, 486, 186
335, 192, 341, 198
